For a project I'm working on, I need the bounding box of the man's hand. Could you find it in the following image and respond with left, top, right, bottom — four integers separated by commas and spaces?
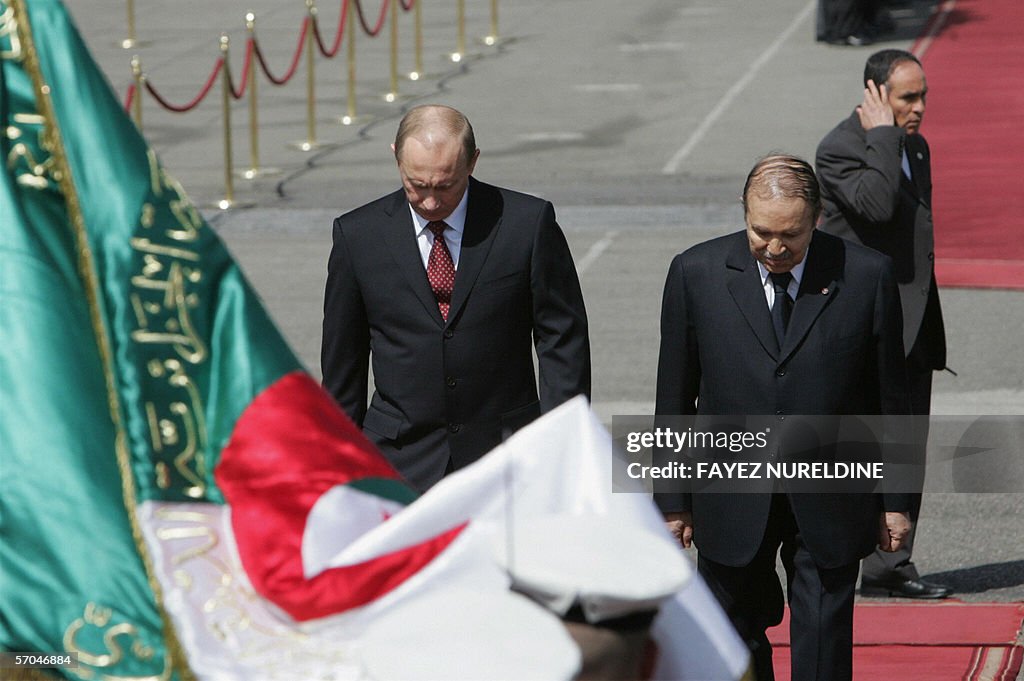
857, 79, 895, 130
878, 511, 912, 552
665, 511, 694, 549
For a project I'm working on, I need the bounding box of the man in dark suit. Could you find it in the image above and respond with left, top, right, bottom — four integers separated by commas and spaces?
322, 105, 590, 492
816, 0, 876, 46
655, 155, 912, 681
816, 49, 949, 599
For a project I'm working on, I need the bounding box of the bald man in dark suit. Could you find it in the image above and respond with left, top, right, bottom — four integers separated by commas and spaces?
322, 105, 590, 492
656, 155, 912, 681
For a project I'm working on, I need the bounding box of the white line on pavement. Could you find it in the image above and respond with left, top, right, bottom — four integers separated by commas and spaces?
661, 0, 816, 174
575, 230, 618, 275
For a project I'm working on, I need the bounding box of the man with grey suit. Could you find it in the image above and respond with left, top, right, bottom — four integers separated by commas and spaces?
816, 49, 950, 599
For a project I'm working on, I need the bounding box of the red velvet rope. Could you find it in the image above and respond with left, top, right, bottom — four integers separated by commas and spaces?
353, 0, 389, 37
227, 38, 255, 100
143, 58, 224, 113
254, 17, 309, 86
124, 83, 136, 111
313, 0, 351, 58
128, 0, 419, 113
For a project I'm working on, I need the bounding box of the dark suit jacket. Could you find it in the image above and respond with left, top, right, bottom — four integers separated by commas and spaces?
654, 230, 912, 569
816, 112, 946, 370
322, 177, 590, 491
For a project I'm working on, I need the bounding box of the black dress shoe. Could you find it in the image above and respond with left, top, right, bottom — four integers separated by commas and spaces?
860, 577, 952, 599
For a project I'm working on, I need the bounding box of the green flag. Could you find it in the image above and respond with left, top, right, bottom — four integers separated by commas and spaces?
1, 0, 299, 677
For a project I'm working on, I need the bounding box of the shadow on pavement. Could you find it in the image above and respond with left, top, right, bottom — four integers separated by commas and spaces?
924, 559, 1024, 594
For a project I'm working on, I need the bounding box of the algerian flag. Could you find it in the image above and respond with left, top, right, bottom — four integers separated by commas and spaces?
2, 0, 190, 676
0, 0, 457, 677
213, 372, 466, 622
1, 2, 746, 679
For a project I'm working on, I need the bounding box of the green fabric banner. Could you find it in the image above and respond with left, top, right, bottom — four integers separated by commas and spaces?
1, 0, 301, 677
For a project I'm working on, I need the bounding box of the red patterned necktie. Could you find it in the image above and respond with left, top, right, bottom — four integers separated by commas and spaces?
426, 221, 455, 320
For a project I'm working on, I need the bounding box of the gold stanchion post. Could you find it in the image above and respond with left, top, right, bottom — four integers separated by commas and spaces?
340, 1, 368, 126
291, 0, 321, 151
219, 34, 235, 210
409, 0, 423, 80
483, 0, 500, 46
408, 0, 442, 81
130, 55, 143, 132
121, 0, 136, 48
118, 0, 150, 49
385, 0, 399, 101
451, 0, 465, 62
240, 13, 281, 179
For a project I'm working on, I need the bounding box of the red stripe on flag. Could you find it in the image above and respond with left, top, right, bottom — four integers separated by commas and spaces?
215, 372, 465, 621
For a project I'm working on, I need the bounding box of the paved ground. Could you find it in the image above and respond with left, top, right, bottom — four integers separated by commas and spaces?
70, 0, 1023, 604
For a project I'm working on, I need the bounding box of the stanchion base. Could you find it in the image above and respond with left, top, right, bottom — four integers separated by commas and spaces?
406, 70, 447, 82
338, 114, 373, 127
236, 167, 283, 181
289, 140, 324, 152
479, 35, 513, 48
382, 91, 415, 104
118, 38, 152, 49
210, 198, 255, 211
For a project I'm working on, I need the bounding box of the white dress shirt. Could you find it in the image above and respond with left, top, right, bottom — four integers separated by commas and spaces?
757, 251, 808, 310
409, 188, 470, 270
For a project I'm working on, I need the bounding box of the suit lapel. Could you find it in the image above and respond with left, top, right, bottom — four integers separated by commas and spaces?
379, 190, 446, 326
725, 236, 779, 360
447, 177, 503, 325
905, 135, 931, 208
780, 231, 842, 361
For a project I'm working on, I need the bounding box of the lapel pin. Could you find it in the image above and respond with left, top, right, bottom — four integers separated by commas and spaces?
821, 287, 829, 295
916, 152, 924, 160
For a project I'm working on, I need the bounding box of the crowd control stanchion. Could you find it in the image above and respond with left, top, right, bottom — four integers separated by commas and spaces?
409, 0, 423, 80
482, 0, 504, 46
120, 0, 137, 48
239, 13, 281, 180
291, 0, 321, 151
130, 55, 144, 132
118, 0, 150, 49
340, 2, 369, 126
219, 34, 236, 210
451, 0, 465, 62
384, 0, 400, 102
407, 0, 440, 81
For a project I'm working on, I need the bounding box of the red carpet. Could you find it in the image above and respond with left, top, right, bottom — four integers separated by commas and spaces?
913, 0, 1024, 290
767, 602, 1024, 680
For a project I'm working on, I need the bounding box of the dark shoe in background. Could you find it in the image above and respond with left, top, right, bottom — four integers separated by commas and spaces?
860, 577, 952, 599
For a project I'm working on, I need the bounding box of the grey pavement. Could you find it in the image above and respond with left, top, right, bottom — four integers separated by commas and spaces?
70, 0, 1023, 604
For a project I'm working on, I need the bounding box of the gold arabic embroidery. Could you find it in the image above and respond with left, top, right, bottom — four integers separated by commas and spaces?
63, 603, 169, 681
0, 3, 22, 60
130, 155, 213, 498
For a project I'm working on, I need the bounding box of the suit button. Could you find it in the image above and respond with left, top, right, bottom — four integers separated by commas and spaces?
444, 329, 454, 339
775, 366, 787, 377
446, 376, 457, 388
921, 287, 928, 296
448, 423, 461, 433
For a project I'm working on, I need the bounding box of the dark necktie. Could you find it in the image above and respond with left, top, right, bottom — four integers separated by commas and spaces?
427, 221, 455, 320
770, 271, 793, 348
